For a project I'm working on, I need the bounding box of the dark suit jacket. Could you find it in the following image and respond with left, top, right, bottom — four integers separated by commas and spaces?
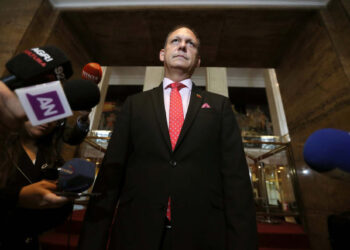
79, 83, 257, 250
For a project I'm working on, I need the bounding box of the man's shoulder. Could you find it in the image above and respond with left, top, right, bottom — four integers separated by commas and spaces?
199, 89, 229, 103
127, 86, 159, 100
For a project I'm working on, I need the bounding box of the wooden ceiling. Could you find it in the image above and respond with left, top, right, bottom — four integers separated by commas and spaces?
61, 8, 315, 68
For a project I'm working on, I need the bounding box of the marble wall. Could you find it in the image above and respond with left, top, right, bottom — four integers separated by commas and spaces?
276, 1, 350, 249
0, 0, 42, 75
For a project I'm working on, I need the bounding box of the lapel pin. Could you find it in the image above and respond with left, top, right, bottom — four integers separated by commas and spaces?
196, 94, 202, 98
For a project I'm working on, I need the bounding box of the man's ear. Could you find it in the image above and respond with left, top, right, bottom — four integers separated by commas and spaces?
159, 49, 165, 62
196, 57, 201, 68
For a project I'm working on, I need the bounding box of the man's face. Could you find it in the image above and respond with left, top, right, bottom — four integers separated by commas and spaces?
160, 27, 201, 77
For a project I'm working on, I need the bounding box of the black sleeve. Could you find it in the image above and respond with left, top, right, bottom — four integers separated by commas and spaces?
220, 98, 258, 250
78, 97, 133, 250
0, 186, 21, 212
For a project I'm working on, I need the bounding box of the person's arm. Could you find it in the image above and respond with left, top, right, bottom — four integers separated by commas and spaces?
78, 97, 132, 250
18, 180, 69, 209
0, 180, 68, 215
0, 81, 26, 131
220, 98, 257, 250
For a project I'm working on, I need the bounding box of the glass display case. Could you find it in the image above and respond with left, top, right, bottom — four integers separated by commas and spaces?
77, 131, 300, 223
244, 135, 300, 223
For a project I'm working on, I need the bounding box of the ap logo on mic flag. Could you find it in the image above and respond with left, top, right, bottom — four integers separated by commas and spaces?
15, 81, 72, 125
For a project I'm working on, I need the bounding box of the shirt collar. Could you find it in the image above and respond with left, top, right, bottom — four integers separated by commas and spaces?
163, 78, 193, 90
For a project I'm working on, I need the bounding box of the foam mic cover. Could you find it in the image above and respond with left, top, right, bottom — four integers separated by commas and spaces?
3, 46, 73, 89
303, 128, 350, 173
62, 79, 100, 110
58, 158, 96, 193
82, 62, 102, 84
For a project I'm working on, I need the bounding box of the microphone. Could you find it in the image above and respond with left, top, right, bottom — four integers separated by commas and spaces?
61, 79, 101, 145
82, 62, 102, 84
57, 158, 96, 194
1, 46, 73, 90
62, 79, 100, 110
303, 128, 350, 173
14, 79, 100, 126
303, 128, 350, 181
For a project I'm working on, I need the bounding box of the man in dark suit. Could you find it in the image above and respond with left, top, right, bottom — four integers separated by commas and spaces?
79, 25, 257, 250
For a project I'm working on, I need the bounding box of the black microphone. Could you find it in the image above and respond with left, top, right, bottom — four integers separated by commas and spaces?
61, 79, 100, 145
62, 79, 100, 111
1, 46, 73, 90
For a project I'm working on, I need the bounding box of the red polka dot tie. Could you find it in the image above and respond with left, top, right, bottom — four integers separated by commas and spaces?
167, 82, 185, 221
169, 82, 185, 151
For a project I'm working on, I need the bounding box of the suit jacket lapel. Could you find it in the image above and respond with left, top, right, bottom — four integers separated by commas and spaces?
151, 83, 172, 151
175, 83, 203, 151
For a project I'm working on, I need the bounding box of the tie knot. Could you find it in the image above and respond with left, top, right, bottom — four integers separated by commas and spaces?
169, 82, 185, 91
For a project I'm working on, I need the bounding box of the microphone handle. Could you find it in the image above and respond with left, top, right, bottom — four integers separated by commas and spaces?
1, 75, 17, 89
55, 191, 101, 198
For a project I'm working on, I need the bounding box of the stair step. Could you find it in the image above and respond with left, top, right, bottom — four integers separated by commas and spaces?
259, 233, 310, 249
40, 210, 310, 249
257, 222, 310, 249
53, 209, 86, 234
259, 248, 310, 250
40, 232, 79, 250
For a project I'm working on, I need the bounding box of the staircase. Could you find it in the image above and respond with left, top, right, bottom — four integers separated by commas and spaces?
40, 210, 310, 250
258, 222, 310, 250
40, 209, 85, 250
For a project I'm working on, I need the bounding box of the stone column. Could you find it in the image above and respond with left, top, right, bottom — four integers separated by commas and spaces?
205, 67, 229, 97
143, 66, 164, 91
90, 67, 111, 130
264, 69, 289, 140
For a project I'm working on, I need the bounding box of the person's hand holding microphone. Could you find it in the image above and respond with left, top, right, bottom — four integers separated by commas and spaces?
18, 180, 69, 209
0, 81, 26, 131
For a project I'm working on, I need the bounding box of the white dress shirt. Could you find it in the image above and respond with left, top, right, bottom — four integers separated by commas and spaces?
162, 77, 192, 127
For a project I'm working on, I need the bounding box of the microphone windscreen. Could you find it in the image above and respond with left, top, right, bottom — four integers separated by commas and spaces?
6, 46, 73, 84
303, 128, 350, 173
62, 79, 100, 110
58, 158, 96, 193
82, 63, 102, 84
